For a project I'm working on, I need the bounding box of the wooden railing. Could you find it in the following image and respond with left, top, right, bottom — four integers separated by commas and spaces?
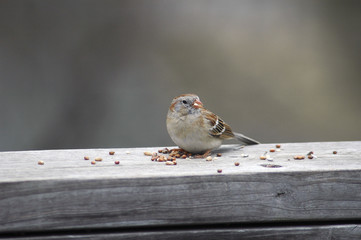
1, 141, 361, 239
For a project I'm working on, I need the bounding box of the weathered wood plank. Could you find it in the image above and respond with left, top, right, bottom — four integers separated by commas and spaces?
1, 225, 360, 240
1, 141, 360, 181
0, 142, 360, 233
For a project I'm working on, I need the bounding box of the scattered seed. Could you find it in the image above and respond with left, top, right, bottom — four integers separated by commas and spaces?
307, 151, 314, 155
161, 148, 170, 154
308, 155, 314, 159
144, 151, 152, 156
260, 156, 267, 160
166, 161, 175, 165
84, 156, 90, 160
276, 144, 281, 148
38, 161, 44, 165
216, 153, 222, 157
95, 157, 103, 161
114, 161, 120, 164
158, 155, 166, 162
217, 169, 223, 173
109, 151, 115, 155
91, 161, 96, 165
293, 155, 305, 160
333, 151, 337, 154
270, 149, 276, 152
206, 156, 213, 161
234, 162, 240, 166
181, 154, 187, 159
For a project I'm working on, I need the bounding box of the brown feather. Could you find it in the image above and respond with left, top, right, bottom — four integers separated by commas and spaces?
203, 110, 235, 139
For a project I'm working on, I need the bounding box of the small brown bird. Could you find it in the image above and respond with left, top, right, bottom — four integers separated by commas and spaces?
167, 94, 259, 155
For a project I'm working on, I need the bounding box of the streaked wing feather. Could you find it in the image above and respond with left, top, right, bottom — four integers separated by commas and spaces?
204, 111, 234, 139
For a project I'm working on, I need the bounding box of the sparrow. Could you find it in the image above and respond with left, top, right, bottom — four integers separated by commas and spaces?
166, 94, 259, 155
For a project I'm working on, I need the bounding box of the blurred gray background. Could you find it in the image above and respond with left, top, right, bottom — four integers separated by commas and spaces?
1, 0, 360, 151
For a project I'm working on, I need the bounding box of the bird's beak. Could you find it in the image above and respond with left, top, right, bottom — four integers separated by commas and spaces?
192, 100, 203, 109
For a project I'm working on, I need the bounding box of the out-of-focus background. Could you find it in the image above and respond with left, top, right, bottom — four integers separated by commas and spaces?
1, 0, 360, 151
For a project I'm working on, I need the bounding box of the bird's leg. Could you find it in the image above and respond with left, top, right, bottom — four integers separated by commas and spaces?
194, 150, 211, 159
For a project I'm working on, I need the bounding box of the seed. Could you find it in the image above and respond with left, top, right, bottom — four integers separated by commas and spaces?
144, 151, 152, 156
260, 156, 267, 160
181, 154, 187, 159
162, 148, 170, 154
276, 144, 281, 148
175, 154, 181, 158
333, 151, 337, 154
158, 155, 166, 162
166, 161, 175, 165
95, 157, 103, 161
234, 162, 240, 166
84, 156, 90, 160
217, 169, 222, 173
270, 149, 276, 152
114, 161, 120, 164
206, 156, 213, 161
158, 149, 163, 153
216, 153, 222, 157
293, 155, 305, 160
308, 155, 314, 159
109, 151, 115, 155
38, 161, 44, 165
91, 161, 96, 165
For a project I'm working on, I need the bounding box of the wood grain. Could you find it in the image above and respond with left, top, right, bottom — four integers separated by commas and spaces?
1, 225, 360, 239
0, 141, 360, 236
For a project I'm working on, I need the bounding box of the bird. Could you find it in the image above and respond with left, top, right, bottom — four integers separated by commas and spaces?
166, 94, 259, 156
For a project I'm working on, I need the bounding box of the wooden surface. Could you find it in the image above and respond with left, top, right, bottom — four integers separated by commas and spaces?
1, 141, 361, 239
1, 225, 361, 240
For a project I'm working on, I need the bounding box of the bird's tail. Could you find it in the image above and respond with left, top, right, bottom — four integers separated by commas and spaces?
233, 132, 260, 145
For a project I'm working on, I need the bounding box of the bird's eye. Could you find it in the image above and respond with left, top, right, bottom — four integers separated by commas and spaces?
182, 100, 187, 104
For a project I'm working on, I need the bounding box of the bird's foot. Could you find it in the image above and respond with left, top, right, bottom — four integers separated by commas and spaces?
194, 150, 211, 159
